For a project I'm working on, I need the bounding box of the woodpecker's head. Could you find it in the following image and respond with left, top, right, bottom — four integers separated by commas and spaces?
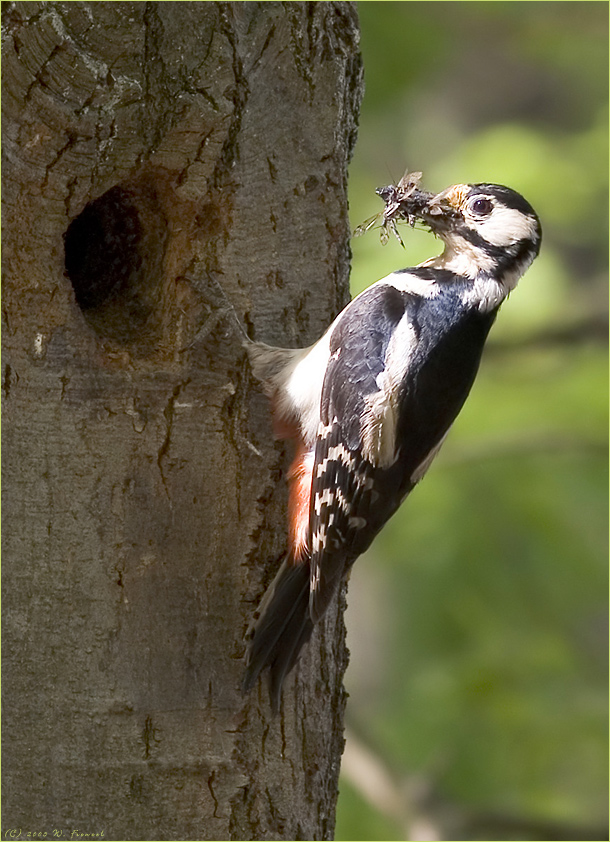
423, 183, 542, 289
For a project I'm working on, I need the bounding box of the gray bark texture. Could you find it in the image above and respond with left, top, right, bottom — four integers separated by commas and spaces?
2, 2, 362, 839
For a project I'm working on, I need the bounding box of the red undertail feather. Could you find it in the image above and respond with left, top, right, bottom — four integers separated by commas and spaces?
287, 442, 314, 562
242, 432, 315, 711
242, 398, 316, 711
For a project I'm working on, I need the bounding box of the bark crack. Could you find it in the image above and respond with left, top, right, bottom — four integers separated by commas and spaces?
213, 4, 251, 186
157, 379, 191, 502
42, 131, 79, 192
208, 771, 221, 818
250, 22, 277, 74
142, 1, 171, 156
141, 714, 161, 760
176, 128, 215, 186
2, 364, 18, 400
59, 374, 69, 401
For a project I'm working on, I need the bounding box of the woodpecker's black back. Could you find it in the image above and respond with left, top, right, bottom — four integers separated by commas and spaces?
308, 273, 498, 620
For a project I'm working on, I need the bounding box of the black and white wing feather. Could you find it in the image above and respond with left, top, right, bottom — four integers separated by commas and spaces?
308, 283, 413, 621
307, 273, 500, 622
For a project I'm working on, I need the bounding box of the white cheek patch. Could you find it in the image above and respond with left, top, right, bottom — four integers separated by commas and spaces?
475, 206, 538, 247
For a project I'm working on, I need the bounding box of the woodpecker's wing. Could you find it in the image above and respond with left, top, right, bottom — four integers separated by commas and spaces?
308, 282, 413, 622
307, 271, 502, 622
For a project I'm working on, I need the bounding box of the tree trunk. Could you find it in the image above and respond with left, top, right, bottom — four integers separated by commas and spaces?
2, 3, 362, 839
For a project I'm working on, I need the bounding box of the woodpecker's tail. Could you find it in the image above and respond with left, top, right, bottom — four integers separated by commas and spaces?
242, 556, 314, 713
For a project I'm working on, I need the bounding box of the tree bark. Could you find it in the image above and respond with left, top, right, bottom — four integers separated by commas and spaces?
2, 3, 362, 839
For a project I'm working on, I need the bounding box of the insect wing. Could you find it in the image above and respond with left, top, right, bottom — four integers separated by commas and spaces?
353, 213, 383, 238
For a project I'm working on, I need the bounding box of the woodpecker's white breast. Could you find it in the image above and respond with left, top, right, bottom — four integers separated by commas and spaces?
284, 329, 333, 444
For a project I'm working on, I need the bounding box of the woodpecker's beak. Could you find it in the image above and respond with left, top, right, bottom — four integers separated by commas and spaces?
421, 184, 467, 232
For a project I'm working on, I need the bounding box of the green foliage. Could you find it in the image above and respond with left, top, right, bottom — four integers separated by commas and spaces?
336, 779, 404, 842
337, 3, 608, 839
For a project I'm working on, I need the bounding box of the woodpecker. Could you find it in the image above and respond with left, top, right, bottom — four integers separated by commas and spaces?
242, 181, 542, 712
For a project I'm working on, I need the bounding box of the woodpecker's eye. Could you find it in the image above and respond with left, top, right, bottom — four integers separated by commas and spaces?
469, 197, 494, 216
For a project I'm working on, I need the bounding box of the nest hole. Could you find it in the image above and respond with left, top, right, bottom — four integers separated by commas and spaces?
64, 184, 168, 347
64, 186, 142, 311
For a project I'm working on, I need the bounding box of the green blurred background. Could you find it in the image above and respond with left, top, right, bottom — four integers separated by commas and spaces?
335, 3, 608, 840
